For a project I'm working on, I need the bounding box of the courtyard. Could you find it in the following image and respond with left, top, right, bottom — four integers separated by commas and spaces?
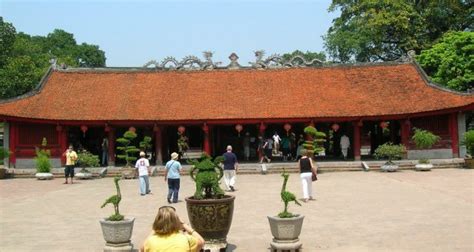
0, 168, 473, 251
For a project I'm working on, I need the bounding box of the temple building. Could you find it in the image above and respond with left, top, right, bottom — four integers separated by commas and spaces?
0, 52, 472, 168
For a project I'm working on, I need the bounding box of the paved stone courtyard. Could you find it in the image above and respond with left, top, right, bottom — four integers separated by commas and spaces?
0, 168, 473, 252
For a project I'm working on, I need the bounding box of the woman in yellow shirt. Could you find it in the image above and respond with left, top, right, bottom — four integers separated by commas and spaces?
141, 206, 204, 252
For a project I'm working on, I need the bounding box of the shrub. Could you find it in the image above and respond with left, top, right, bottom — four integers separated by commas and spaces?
462, 130, 474, 157
374, 143, 406, 164
0, 147, 10, 165
77, 150, 100, 170
35, 138, 51, 173
412, 128, 440, 150
302, 126, 326, 157
116, 130, 139, 167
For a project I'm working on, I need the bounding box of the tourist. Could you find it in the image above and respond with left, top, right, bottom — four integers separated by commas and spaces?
165, 152, 182, 203
101, 137, 108, 166
62, 145, 78, 184
299, 149, 317, 202
340, 133, 350, 160
281, 136, 291, 161
243, 132, 251, 161
257, 136, 265, 163
140, 205, 204, 252
296, 134, 304, 160
136, 151, 151, 196
222, 145, 238, 191
264, 138, 273, 162
272, 132, 281, 154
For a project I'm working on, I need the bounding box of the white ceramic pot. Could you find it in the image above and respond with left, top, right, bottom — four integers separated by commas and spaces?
35, 173, 53, 180
415, 163, 433, 171
381, 164, 398, 172
267, 215, 304, 242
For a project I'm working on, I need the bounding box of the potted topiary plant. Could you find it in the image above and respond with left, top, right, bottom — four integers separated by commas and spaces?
75, 149, 100, 179
0, 147, 10, 179
374, 143, 406, 172
462, 130, 474, 169
99, 177, 135, 251
35, 138, 53, 180
302, 126, 326, 157
411, 128, 441, 171
267, 170, 303, 251
116, 130, 140, 179
185, 154, 235, 251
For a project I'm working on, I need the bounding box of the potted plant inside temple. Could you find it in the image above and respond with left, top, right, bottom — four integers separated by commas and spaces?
76, 149, 100, 179
411, 128, 440, 171
99, 177, 135, 250
116, 130, 140, 179
35, 138, 53, 180
267, 170, 303, 250
375, 142, 406, 172
185, 154, 235, 251
302, 126, 326, 157
0, 147, 10, 179
462, 130, 474, 169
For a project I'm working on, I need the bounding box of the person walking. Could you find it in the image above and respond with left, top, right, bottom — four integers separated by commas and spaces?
136, 151, 151, 196
165, 152, 182, 203
101, 137, 109, 166
140, 205, 204, 252
222, 145, 238, 191
62, 145, 78, 184
340, 134, 350, 160
299, 149, 317, 202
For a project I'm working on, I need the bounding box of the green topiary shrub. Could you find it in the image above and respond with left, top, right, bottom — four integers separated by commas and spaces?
278, 170, 301, 218
77, 150, 100, 172
411, 128, 440, 164
188, 154, 225, 199
101, 177, 124, 221
35, 138, 51, 173
116, 130, 140, 167
374, 142, 406, 165
139, 136, 152, 155
303, 126, 326, 157
462, 130, 474, 157
0, 147, 10, 165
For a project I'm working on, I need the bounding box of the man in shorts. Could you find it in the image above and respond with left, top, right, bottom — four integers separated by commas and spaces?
63, 145, 78, 184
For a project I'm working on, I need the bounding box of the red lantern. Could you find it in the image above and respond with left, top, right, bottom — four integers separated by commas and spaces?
380, 121, 389, 129
178, 126, 186, 134
129, 126, 136, 133
284, 123, 292, 132
80, 125, 88, 137
331, 123, 340, 132
235, 124, 243, 137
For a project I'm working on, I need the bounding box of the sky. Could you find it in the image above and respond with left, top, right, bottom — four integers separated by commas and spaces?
1, 0, 338, 67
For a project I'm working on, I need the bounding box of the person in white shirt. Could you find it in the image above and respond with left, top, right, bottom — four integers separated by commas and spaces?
272, 132, 282, 154
135, 151, 151, 196
340, 134, 351, 160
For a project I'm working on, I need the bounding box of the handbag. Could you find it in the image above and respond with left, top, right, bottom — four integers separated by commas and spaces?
311, 170, 317, 181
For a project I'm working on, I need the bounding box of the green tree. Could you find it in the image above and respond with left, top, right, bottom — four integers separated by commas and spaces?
324, 0, 473, 63
416, 31, 473, 92
0, 17, 16, 67
0, 19, 107, 99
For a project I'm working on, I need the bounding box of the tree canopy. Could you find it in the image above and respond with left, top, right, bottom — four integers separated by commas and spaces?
281, 50, 326, 63
324, 0, 473, 63
0, 18, 106, 99
417, 31, 473, 92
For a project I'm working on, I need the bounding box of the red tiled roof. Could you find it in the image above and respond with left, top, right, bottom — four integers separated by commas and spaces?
0, 63, 472, 122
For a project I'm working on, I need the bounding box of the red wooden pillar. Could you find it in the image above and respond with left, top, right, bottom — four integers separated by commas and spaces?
57, 125, 67, 166
449, 113, 459, 158
202, 123, 211, 155
107, 127, 115, 166
9, 122, 17, 167
353, 121, 362, 161
154, 125, 163, 164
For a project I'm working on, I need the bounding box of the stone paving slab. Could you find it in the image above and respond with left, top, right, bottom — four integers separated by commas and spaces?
0, 169, 473, 251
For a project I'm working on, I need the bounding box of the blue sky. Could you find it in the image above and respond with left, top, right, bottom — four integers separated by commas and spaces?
1, 0, 338, 67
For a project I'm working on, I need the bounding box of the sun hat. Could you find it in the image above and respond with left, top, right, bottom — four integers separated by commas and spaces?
140, 151, 146, 157
171, 152, 179, 160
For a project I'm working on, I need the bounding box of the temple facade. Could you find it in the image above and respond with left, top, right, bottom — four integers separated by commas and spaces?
0, 52, 472, 168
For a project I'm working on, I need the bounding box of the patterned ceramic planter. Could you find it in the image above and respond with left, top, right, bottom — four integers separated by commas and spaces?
185, 195, 235, 244
99, 218, 134, 246
267, 215, 304, 242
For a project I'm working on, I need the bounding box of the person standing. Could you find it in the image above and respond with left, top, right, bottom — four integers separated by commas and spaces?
340, 134, 350, 160
101, 137, 109, 166
243, 132, 251, 161
62, 145, 78, 184
136, 151, 151, 196
140, 206, 204, 252
165, 152, 182, 203
272, 132, 281, 154
223, 145, 238, 191
299, 149, 317, 202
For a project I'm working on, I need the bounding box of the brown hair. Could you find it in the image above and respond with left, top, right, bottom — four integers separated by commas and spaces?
152, 206, 182, 236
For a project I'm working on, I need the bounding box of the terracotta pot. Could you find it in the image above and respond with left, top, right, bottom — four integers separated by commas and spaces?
185, 195, 235, 243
